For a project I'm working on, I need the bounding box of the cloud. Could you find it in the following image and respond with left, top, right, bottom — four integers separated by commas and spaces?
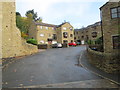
16, 0, 107, 28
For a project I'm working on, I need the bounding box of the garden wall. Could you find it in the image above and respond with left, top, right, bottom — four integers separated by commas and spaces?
87, 47, 120, 73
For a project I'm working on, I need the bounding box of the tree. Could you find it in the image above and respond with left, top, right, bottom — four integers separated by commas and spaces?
16, 12, 21, 16
16, 12, 23, 31
25, 9, 42, 22
16, 10, 42, 39
36, 17, 42, 22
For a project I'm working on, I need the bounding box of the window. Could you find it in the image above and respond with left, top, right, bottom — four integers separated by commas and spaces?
92, 32, 97, 38
40, 26, 42, 29
63, 40, 68, 44
113, 35, 120, 49
81, 36, 84, 38
118, 7, 120, 17
63, 32, 68, 38
40, 40, 44, 44
74, 37, 76, 40
74, 32, 75, 35
63, 27, 67, 30
46, 27, 48, 30
52, 27, 56, 30
111, 7, 120, 18
86, 35, 89, 40
40, 34, 44, 37
70, 27, 73, 31
53, 34, 57, 40
70, 34, 73, 37
71, 40, 73, 42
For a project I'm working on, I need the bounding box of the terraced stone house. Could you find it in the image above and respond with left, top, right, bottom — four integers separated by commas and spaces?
74, 22, 102, 45
100, 2, 120, 53
29, 22, 74, 45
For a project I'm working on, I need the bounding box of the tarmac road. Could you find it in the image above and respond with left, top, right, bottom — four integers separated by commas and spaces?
2, 46, 119, 88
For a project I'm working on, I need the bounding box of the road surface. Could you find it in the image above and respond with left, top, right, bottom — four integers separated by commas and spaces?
2, 46, 118, 88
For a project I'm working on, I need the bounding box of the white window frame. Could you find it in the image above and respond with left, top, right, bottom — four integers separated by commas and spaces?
52, 27, 55, 30
40, 34, 44, 37
70, 27, 73, 31
46, 27, 48, 30
63, 27, 67, 30
40, 26, 43, 29
40, 40, 44, 44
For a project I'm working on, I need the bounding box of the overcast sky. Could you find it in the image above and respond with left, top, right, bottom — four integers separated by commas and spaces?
16, 0, 108, 28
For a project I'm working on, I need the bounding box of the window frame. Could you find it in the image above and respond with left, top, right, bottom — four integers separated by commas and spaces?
63, 32, 68, 38
40, 26, 43, 29
112, 35, 120, 49
46, 27, 48, 30
110, 6, 120, 19
70, 34, 73, 37
92, 32, 97, 38
70, 27, 73, 31
40, 40, 44, 44
40, 34, 44, 37
53, 34, 57, 40
63, 27, 67, 30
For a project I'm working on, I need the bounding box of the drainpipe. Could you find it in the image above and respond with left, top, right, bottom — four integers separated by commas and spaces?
100, 9, 104, 52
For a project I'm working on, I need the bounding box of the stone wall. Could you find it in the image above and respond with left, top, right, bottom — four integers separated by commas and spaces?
87, 47, 120, 73
100, 2, 120, 53
1, 2, 38, 59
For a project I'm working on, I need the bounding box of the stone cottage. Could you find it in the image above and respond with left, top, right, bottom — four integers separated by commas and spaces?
100, 2, 120, 53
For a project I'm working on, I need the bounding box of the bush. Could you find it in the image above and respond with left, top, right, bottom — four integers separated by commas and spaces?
21, 32, 28, 39
27, 38, 38, 45
95, 37, 103, 45
87, 40, 95, 45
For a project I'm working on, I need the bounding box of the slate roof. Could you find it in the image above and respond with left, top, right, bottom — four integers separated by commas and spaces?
34, 22, 56, 27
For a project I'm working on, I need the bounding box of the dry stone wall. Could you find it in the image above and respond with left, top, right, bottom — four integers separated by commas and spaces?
87, 48, 120, 73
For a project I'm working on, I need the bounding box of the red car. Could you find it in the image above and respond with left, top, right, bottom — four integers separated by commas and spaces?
68, 42, 77, 46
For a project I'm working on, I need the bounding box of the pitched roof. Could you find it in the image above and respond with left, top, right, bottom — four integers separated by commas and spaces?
57, 22, 73, 28
100, 2, 109, 10
34, 21, 73, 28
74, 29, 80, 31
34, 22, 56, 27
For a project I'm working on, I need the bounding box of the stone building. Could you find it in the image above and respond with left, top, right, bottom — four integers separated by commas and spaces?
29, 22, 74, 45
100, 2, 120, 53
1, 2, 38, 58
74, 22, 102, 45
87, 2, 120, 73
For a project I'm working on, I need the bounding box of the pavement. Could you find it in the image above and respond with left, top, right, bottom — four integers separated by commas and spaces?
2, 46, 120, 88
19, 79, 118, 88
78, 50, 120, 85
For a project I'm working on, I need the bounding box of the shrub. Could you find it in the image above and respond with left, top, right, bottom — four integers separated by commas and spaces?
95, 37, 103, 45
27, 38, 38, 45
87, 40, 95, 45
21, 32, 28, 39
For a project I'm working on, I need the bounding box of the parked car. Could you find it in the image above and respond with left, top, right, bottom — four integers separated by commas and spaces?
52, 43, 62, 48
68, 42, 77, 46
76, 42, 81, 45
91, 47, 98, 51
